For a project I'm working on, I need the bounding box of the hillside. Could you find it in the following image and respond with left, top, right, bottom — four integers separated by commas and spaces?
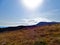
0, 23, 60, 45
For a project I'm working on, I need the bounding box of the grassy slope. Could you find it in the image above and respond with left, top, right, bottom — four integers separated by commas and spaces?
0, 24, 60, 45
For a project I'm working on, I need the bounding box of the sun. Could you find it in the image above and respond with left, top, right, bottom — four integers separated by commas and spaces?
21, 0, 44, 10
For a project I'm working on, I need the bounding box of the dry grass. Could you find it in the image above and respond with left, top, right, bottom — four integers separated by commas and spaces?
0, 24, 60, 45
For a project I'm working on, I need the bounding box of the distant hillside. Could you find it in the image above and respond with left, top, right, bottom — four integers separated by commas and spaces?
0, 22, 60, 32
36, 22, 60, 26
0, 22, 60, 45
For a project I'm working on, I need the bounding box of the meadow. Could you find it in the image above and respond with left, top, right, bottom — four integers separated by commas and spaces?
0, 24, 60, 45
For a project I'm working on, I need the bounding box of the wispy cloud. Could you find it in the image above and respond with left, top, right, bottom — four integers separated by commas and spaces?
37, 9, 60, 21
0, 17, 51, 26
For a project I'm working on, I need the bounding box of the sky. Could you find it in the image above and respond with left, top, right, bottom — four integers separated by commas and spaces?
0, 0, 60, 26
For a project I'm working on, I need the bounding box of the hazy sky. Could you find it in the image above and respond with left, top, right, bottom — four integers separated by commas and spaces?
0, 0, 60, 26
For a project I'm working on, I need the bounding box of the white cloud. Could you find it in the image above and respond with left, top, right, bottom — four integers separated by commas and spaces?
21, 17, 51, 25
0, 17, 51, 26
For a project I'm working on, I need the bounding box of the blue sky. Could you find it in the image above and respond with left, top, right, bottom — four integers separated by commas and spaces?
0, 0, 60, 26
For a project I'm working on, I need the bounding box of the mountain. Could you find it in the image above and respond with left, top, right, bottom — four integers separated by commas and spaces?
0, 22, 60, 32
0, 22, 60, 45
36, 22, 60, 26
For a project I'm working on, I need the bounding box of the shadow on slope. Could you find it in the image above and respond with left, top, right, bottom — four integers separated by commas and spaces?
0, 22, 60, 33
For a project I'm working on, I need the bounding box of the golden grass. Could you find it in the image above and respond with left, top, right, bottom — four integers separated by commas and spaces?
0, 24, 60, 45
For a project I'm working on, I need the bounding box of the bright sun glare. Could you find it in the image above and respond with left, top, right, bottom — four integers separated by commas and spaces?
21, 0, 43, 10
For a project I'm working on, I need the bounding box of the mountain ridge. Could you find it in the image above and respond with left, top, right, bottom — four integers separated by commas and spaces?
0, 22, 60, 45
0, 22, 60, 32
36, 22, 60, 26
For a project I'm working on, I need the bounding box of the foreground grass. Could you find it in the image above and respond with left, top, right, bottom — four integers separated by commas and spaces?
0, 24, 60, 45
